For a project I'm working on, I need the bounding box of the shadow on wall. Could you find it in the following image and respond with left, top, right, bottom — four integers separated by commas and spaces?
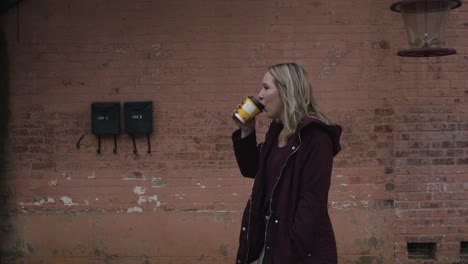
1, 2, 27, 260
0, 27, 15, 261
1, 2, 24, 260
0, 0, 23, 14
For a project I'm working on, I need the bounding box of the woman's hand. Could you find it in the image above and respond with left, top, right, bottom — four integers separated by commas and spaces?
232, 109, 256, 138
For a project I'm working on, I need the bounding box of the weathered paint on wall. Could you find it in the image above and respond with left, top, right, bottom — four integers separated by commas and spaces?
0, 0, 467, 263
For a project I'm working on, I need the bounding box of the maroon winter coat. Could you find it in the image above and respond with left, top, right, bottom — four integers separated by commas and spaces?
232, 117, 342, 264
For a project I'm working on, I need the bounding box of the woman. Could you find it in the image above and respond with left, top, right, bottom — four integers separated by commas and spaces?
232, 63, 342, 264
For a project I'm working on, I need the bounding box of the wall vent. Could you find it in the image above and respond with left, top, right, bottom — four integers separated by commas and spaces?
461, 241, 468, 258
407, 242, 436, 259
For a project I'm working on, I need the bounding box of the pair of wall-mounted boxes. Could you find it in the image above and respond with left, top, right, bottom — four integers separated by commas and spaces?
91, 101, 152, 154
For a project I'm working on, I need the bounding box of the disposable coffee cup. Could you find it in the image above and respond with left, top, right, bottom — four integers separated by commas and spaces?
234, 96, 264, 124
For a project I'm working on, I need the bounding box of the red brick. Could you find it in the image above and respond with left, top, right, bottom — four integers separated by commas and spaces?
1, 0, 467, 263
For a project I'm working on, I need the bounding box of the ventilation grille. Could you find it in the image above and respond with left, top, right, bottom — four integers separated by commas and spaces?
407, 242, 436, 259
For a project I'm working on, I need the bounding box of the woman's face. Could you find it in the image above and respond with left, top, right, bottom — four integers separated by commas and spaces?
258, 72, 284, 121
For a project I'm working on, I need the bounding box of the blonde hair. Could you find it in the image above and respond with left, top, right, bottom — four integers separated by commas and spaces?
267, 63, 331, 145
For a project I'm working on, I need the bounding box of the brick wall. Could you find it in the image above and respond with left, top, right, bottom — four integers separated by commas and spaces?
0, 0, 467, 263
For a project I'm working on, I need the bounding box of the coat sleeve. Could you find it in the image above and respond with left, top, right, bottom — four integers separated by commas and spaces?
232, 129, 261, 179
290, 128, 335, 257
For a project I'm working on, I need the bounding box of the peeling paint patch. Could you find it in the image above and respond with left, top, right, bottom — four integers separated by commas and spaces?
395, 208, 403, 217
133, 186, 146, 195
361, 61, 378, 81
61, 172, 72, 180
215, 211, 233, 223
331, 201, 357, 209
19, 197, 56, 207
172, 194, 185, 200
148, 195, 161, 207
137, 195, 161, 207
60, 196, 77, 207
218, 244, 228, 256
123, 171, 147, 180
354, 255, 384, 264
318, 47, 349, 79
104, 43, 132, 54
127, 206, 143, 213
48, 180, 58, 187
88, 171, 96, 179
248, 43, 264, 66
372, 40, 391, 49
312, 41, 327, 47
149, 68, 160, 78
137, 196, 147, 205
151, 177, 166, 188
34, 198, 55, 206
148, 42, 170, 59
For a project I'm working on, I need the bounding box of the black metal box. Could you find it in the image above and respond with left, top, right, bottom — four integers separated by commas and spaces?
91, 102, 120, 135
124, 101, 153, 134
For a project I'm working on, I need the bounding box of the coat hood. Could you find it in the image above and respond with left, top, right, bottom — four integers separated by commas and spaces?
270, 116, 342, 156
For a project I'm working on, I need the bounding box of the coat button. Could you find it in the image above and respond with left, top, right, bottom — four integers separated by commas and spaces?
242, 227, 246, 231
292, 146, 296, 150
237, 260, 241, 263
266, 246, 270, 250
275, 219, 279, 224
307, 253, 312, 257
